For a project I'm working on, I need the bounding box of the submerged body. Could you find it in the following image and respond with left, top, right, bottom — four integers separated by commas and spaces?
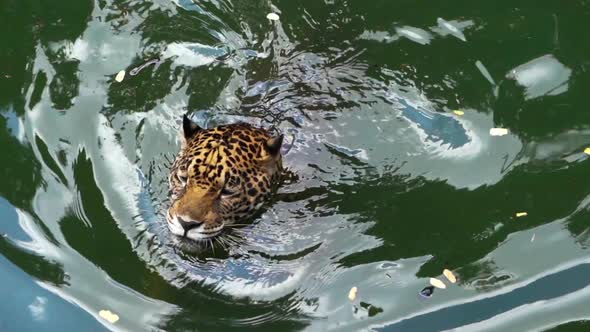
166, 114, 284, 242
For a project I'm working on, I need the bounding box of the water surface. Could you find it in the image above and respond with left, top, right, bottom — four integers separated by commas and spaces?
1, 1, 590, 331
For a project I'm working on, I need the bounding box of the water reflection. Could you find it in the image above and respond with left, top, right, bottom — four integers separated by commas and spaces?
1, 0, 590, 331
506, 55, 571, 100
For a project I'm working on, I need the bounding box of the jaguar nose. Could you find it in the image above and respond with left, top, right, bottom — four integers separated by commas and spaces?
177, 216, 203, 232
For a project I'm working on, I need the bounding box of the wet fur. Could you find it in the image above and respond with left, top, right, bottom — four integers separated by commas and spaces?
167, 115, 283, 238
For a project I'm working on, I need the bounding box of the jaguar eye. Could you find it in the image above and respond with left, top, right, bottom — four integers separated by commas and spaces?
177, 173, 188, 185
220, 187, 235, 197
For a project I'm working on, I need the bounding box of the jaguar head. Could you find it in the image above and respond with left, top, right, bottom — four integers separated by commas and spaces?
166, 115, 283, 241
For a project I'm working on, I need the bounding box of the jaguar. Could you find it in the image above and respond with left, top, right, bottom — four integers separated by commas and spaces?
166, 114, 284, 242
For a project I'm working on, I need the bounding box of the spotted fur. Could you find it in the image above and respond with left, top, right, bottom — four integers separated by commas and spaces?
166, 114, 283, 241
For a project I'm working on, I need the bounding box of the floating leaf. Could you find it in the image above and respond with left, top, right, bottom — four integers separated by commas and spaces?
584, 148, 590, 155
489, 128, 509, 136
429, 277, 446, 289
348, 286, 358, 301
115, 70, 126, 82
443, 269, 457, 283
266, 13, 280, 21
516, 212, 528, 218
453, 110, 464, 116
99, 310, 119, 323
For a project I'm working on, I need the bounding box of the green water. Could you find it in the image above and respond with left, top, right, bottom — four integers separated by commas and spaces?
1, 0, 590, 331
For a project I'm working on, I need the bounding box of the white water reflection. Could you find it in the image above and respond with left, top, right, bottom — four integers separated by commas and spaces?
395, 26, 433, 45
28, 296, 48, 321
6, 0, 590, 331
436, 18, 466, 42
163, 43, 225, 68
15, 4, 181, 331
456, 285, 590, 331
507, 54, 571, 100
304, 210, 590, 331
359, 19, 474, 44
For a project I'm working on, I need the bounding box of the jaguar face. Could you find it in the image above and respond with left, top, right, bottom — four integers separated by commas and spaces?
166, 115, 283, 242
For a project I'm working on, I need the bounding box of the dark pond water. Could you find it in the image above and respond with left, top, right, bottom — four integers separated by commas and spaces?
2, 1, 590, 331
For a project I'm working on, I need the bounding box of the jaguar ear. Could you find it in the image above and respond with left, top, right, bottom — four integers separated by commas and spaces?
183, 114, 201, 139
264, 134, 284, 156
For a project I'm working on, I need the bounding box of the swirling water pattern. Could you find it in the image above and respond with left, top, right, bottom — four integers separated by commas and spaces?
1, 1, 590, 331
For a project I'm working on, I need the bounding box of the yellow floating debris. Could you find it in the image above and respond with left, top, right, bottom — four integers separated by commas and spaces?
453, 110, 464, 116
348, 286, 358, 301
99, 310, 119, 323
429, 277, 446, 289
266, 13, 280, 21
490, 128, 509, 136
115, 70, 126, 83
516, 212, 528, 218
443, 269, 457, 283
584, 147, 590, 155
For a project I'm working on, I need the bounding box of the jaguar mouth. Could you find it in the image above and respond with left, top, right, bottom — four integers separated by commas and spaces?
166, 210, 224, 241
186, 227, 223, 240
